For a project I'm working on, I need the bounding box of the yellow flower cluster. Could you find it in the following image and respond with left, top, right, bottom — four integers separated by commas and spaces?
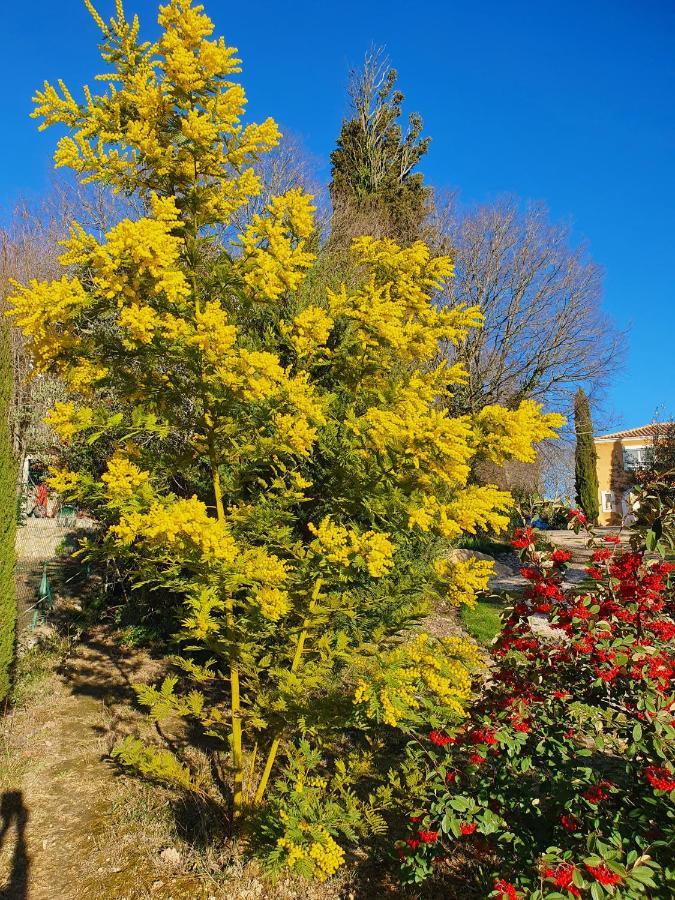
6, 276, 89, 371
180, 108, 219, 145
351, 235, 454, 285
31, 78, 79, 130
353, 677, 420, 728
209, 349, 326, 452
286, 306, 334, 357
118, 305, 161, 347
327, 237, 481, 363
308, 830, 345, 881
220, 348, 285, 399
158, 0, 240, 93
354, 375, 475, 489
272, 413, 318, 457
407, 484, 512, 540
45, 402, 94, 443
245, 547, 289, 587
443, 484, 513, 536
308, 517, 358, 566
101, 454, 151, 501
308, 517, 394, 578
47, 467, 80, 495
112, 496, 239, 564
354, 633, 481, 726
277, 828, 345, 882
190, 301, 238, 361
474, 400, 566, 464
112, 497, 290, 598
276, 836, 306, 867
65, 360, 109, 396
33, 0, 280, 224
238, 189, 316, 301
359, 530, 396, 578
254, 586, 291, 621
61, 211, 190, 307
433, 555, 495, 607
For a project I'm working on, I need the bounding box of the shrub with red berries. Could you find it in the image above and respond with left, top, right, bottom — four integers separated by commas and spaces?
397, 518, 675, 896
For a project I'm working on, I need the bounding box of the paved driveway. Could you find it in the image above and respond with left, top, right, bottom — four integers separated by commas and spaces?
488, 526, 630, 593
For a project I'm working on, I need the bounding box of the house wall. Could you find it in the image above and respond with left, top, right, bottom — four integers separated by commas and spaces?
594, 437, 651, 525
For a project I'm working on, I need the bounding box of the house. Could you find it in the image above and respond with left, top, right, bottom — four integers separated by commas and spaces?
594, 423, 668, 525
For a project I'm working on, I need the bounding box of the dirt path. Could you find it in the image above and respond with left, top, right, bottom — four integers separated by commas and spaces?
0, 634, 177, 900
3, 516, 218, 900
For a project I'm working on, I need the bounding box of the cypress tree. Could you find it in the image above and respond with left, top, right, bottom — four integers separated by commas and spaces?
0, 315, 16, 701
574, 388, 600, 523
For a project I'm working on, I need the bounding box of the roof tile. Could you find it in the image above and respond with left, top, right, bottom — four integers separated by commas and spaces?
596, 422, 675, 441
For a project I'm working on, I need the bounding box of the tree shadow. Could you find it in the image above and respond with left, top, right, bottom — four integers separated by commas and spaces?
0, 791, 29, 900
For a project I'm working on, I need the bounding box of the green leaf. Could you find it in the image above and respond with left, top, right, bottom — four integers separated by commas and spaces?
573, 868, 585, 888
440, 811, 454, 833
590, 883, 603, 900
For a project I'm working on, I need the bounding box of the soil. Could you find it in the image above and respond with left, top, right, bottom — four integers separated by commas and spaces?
0, 632, 176, 900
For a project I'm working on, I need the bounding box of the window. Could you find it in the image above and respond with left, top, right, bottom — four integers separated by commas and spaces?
622, 446, 652, 471
601, 491, 615, 513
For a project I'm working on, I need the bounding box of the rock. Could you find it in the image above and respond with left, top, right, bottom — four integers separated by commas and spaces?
444, 548, 515, 578
159, 847, 181, 868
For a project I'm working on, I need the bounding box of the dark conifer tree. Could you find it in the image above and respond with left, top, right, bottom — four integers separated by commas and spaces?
574, 388, 600, 523
330, 50, 430, 246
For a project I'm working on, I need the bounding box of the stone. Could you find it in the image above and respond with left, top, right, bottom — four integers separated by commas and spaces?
444, 548, 515, 578
159, 847, 181, 868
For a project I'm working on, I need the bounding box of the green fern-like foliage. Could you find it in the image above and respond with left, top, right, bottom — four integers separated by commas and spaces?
112, 735, 196, 792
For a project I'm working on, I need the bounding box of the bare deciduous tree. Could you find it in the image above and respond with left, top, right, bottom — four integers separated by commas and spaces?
431, 196, 624, 417
1, 198, 64, 462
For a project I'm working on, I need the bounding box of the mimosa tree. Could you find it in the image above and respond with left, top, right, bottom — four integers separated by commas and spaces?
8, 0, 563, 877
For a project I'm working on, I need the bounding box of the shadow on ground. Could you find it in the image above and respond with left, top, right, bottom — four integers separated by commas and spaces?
0, 791, 29, 900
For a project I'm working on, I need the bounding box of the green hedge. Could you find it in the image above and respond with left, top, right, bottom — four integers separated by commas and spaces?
0, 321, 16, 701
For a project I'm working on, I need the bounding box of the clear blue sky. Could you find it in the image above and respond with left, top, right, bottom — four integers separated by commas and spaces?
3, 0, 674, 430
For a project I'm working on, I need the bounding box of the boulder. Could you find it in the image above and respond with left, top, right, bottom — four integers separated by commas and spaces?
444, 547, 515, 578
